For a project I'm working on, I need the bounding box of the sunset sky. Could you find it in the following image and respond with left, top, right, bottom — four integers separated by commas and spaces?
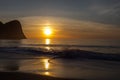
0, 0, 120, 39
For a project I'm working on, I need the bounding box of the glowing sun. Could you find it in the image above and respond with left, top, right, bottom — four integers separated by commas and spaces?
44, 27, 52, 36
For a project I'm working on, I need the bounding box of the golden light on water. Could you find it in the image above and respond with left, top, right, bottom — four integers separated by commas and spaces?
45, 39, 50, 45
45, 47, 50, 50
45, 39, 51, 50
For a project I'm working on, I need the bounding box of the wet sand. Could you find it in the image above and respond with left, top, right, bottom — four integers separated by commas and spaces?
0, 72, 83, 80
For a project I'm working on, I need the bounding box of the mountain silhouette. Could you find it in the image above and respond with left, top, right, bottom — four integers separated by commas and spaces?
0, 20, 26, 39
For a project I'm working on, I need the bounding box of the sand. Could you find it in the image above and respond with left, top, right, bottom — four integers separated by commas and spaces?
0, 72, 83, 80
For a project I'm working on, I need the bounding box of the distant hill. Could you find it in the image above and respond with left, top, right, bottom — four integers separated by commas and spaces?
0, 20, 26, 39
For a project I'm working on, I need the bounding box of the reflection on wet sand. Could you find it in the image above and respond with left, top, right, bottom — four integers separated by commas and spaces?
45, 72, 50, 75
44, 59, 50, 70
43, 59, 50, 76
2, 60, 19, 71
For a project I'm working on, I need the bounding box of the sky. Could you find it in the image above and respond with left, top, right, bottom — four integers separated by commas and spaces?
0, 0, 120, 39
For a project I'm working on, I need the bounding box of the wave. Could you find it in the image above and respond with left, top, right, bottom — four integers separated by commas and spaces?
0, 47, 120, 61
1, 43, 120, 48
22, 44, 120, 48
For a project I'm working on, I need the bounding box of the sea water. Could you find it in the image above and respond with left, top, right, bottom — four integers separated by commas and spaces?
0, 39, 120, 53
0, 39, 120, 80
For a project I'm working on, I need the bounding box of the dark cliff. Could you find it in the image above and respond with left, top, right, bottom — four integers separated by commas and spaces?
0, 20, 26, 39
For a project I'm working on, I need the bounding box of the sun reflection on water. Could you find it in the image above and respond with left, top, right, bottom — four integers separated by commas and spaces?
45, 47, 51, 50
45, 39, 50, 45
45, 39, 51, 50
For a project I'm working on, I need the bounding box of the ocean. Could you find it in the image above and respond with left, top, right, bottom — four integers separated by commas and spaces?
0, 39, 120, 54
0, 39, 120, 80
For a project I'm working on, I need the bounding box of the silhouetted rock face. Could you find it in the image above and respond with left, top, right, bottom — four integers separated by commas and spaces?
0, 20, 26, 39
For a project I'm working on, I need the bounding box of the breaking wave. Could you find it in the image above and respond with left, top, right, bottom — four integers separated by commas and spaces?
0, 47, 120, 61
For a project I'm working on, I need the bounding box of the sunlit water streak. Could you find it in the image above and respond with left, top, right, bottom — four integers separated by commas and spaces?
45, 39, 51, 51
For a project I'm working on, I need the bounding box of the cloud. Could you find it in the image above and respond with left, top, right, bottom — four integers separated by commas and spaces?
85, 1, 120, 25
18, 16, 120, 39
0, 0, 120, 26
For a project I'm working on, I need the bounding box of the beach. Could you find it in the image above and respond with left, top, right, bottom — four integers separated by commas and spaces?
0, 47, 120, 80
0, 39, 120, 80
0, 0, 120, 79
0, 72, 82, 80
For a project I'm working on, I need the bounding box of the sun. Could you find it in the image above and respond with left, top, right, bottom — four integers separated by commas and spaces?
44, 27, 52, 36
44, 28, 51, 35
